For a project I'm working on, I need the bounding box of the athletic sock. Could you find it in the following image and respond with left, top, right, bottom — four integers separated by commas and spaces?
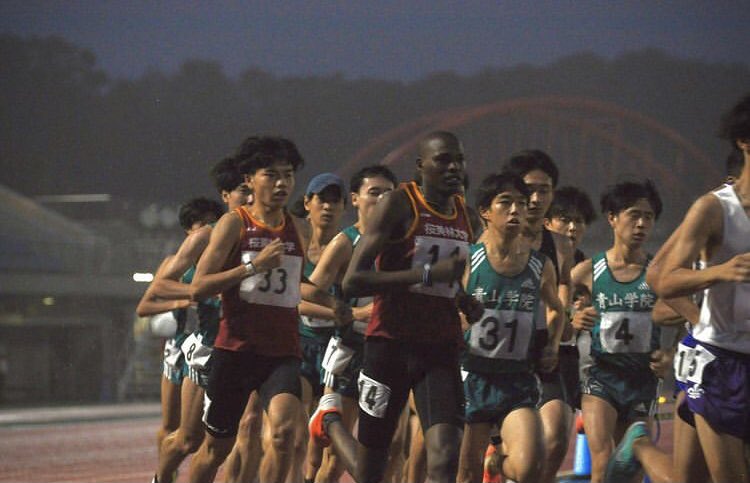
323, 411, 342, 430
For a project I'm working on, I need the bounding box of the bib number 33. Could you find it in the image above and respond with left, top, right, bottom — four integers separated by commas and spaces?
239, 251, 301, 308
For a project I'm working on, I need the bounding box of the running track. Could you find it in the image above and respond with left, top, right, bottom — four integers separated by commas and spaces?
0, 403, 674, 483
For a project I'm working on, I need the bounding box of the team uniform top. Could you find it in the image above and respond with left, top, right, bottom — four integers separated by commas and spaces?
214, 206, 304, 357
463, 244, 548, 373
368, 181, 473, 343
589, 251, 660, 372
340, 225, 370, 343
298, 259, 338, 341
693, 184, 750, 354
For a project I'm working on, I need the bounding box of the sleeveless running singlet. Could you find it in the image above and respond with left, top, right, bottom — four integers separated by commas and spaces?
214, 206, 304, 357
590, 251, 660, 372
463, 243, 547, 373
368, 181, 473, 342
694, 184, 750, 354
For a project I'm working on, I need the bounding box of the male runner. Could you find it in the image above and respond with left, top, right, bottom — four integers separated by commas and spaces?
304, 165, 398, 483
150, 159, 248, 483
613, 94, 750, 483
187, 136, 348, 483
570, 179, 663, 483
503, 150, 576, 483
457, 172, 564, 483
309, 131, 481, 483
136, 197, 223, 457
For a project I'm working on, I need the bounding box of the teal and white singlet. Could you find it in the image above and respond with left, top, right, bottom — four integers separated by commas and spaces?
463, 243, 547, 374
589, 251, 660, 372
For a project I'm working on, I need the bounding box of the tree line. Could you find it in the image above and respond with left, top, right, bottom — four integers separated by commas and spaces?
1, 34, 748, 213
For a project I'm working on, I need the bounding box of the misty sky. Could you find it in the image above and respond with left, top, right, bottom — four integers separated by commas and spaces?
1, 1, 748, 81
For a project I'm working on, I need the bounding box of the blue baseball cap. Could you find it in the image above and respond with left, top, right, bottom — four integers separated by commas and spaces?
305, 173, 346, 196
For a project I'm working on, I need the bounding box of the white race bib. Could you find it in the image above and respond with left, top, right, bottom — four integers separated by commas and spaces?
468, 309, 534, 360
321, 337, 355, 376
674, 342, 697, 384
239, 251, 302, 308
181, 333, 213, 370
599, 311, 652, 353
686, 345, 716, 385
358, 372, 391, 418
410, 236, 468, 298
163, 338, 182, 367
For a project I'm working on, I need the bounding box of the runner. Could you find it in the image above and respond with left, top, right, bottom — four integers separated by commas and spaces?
503, 150, 576, 483
309, 131, 481, 483
612, 94, 750, 483
187, 136, 349, 483
456, 172, 565, 483
136, 197, 224, 460
291, 172, 347, 483
302, 165, 398, 482
544, 185, 596, 267
570, 179, 664, 483
149, 160, 247, 483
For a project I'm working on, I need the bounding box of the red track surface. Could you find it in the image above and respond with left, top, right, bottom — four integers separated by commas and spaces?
0, 403, 674, 483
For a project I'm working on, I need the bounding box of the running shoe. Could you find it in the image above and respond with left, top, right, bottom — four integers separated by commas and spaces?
604, 421, 649, 483
482, 442, 503, 483
308, 392, 342, 447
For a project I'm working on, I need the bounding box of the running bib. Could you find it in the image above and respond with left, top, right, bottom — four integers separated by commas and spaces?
321, 336, 355, 376
674, 342, 697, 384
163, 338, 182, 367
181, 333, 213, 370
357, 372, 391, 418
468, 309, 534, 360
599, 311, 652, 353
410, 236, 468, 298
239, 251, 302, 308
685, 345, 717, 385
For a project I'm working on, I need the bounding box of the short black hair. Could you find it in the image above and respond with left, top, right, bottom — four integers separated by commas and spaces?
179, 197, 224, 231
503, 149, 559, 188
546, 186, 597, 225
350, 165, 398, 194
210, 157, 243, 194
718, 93, 750, 145
600, 179, 662, 219
235, 135, 305, 175
474, 171, 530, 213
726, 148, 744, 179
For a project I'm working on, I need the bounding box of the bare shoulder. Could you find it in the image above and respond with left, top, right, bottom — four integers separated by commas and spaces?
677, 192, 724, 243
182, 224, 213, 251
210, 210, 243, 241
571, 258, 593, 287
368, 188, 413, 233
